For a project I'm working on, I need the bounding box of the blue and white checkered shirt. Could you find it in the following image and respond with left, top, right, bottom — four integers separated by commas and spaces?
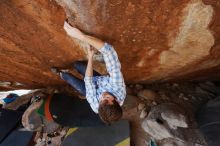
84, 43, 126, 113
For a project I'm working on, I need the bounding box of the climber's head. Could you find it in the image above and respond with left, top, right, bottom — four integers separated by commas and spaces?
98, 92, 122, 124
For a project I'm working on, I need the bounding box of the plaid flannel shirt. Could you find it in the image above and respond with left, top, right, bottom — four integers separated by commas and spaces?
84, 43, 126, 113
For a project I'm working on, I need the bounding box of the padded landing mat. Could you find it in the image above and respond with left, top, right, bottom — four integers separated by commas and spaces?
0, 129, 34, 146
0, 109, 23, 143
62, 120, 130, 146
50, 93, 104, 127
196, 96, 220, 146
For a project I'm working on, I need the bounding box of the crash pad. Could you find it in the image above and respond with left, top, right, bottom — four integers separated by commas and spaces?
0, 109, 23, 143
61, 120, 130, 146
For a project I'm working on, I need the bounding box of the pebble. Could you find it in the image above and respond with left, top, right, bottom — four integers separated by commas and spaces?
195, 144, 203, 146
0, 81, 11, 87
179, 93, 184, 99
191, 96, 196, 100
172, 83, 179, 87
140, 108, 148, 119
138, 103, 145, 111
54, 89, 59, 93
135, 84, 143, 90
52, 115, 58, 119
138, 89, 157, 100
161, 94, 168, 100
13, 82, 24, 86
152, 101, 157, 105
183, 97, 188, 101
129, 85, 134, 88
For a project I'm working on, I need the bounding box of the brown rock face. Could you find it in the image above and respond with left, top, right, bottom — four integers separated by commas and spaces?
0, 0, 220, 89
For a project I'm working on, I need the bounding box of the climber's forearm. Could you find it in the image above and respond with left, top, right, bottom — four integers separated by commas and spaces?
85, 58, 93, 77
82, 35, 105, 51
64, 22, 104, 50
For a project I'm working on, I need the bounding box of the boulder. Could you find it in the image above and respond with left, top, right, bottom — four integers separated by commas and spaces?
138, 89, 157, 101
161, 112, 188, 129
142, 118, 174, 140
141, 103, 188, 141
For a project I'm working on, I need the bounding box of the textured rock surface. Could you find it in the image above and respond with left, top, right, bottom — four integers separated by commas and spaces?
142, 118, 174, 140
161, 112, 187, 130
160, 104, 188, 129
142, 103, 184, 141
141, 103, 206, 145
0, 0, 220, 89
138, 89, 157, 100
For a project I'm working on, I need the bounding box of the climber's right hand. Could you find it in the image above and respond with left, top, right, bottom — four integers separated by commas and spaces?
64, 21, 85, 41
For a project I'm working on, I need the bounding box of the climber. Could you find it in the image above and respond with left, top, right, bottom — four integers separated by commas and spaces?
51, 22, 126, 124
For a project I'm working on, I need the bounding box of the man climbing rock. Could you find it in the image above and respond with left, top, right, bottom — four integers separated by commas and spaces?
51, 22, 126, 124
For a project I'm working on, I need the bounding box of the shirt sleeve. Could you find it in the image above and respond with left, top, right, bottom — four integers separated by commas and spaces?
99, 43, 124, 84
84, 76, 99, 113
